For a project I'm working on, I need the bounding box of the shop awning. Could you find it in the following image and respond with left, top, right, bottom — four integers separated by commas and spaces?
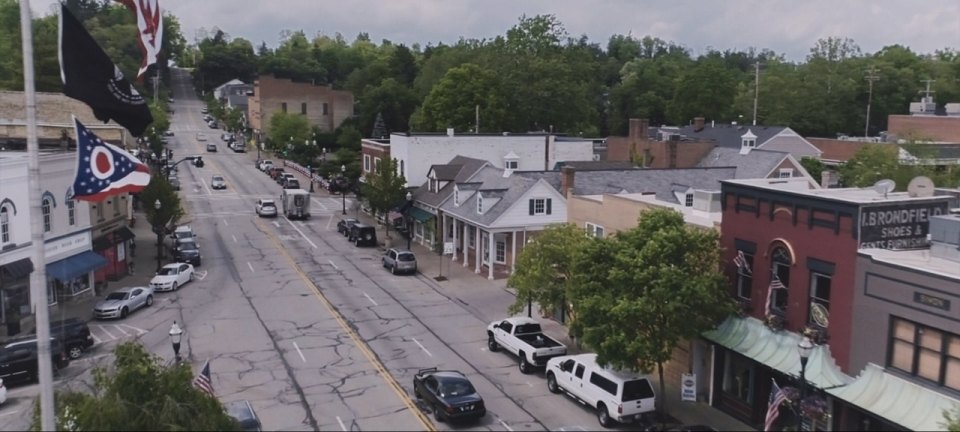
114, 227, 136, 242
703, 316, 853, 389
0, 258, 33, 280
93, 227, 136, 251
46, 251, 107, 282
408, 207, 434, 223
827, 363, 960, 431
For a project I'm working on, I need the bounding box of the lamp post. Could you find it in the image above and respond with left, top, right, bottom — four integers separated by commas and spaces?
797, 336, 814, 431
405, 191, 413, 250
341, 164, 347, 215
307, 164, 314, 192
154, 199, 163, 273
526, 237, 534, 317
169, 321, 183, 363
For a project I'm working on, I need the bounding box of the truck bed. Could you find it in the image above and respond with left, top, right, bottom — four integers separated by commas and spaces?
516, 333, 563, 349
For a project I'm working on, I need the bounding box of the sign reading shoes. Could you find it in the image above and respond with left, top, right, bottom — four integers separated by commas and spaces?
858, 202, 949, 250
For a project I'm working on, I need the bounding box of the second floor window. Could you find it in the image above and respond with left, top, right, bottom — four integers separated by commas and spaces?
0, 206, 9, 243
505, 159, 518, 170
685, 193, 694, 207
281, 102, 287, 113
323, 103, 329, 115
809, 272, 832, 324
301, 102, 307, 115
67, 200, 75, 225
477, 194, 483, 213
889, 317, 960, 391
42, 198, 52, 232
770, 246, 791, 314
737, 252, 754, 300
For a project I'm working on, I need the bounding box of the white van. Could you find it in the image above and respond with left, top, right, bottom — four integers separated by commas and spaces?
545, 353, 656, 428
259, 160, 274, 172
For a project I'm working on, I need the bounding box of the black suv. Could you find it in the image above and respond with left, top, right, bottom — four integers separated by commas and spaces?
337, 218, 359, 236
349, 224, 378, 247
174, 239, 202, 266
0, 336, 70, 385
47, 318, 95, 359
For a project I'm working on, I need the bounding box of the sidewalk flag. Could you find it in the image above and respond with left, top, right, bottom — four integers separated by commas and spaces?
193, 360, 214, 396
59, 4, 153, 136
115, 0, 163, 79
69, 117, 151, 202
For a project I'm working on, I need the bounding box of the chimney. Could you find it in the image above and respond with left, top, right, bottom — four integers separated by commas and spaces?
693, 117, 705, 132
821, 170, 839, 188
446, 128, 454, 137
561, 166, 576, 198
629, 118, 641, 139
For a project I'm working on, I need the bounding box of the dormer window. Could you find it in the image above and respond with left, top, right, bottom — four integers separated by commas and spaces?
741, 129, 758, 149
685, 193, 694, 207
477, 193, 484, 214
503, 151, 519, 170
454, 188, 460, 207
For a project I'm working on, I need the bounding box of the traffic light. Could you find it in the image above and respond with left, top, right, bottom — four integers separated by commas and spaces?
193, 157, 204, 168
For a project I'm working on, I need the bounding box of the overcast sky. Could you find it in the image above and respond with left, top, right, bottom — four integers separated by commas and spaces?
30, 0, 960, 62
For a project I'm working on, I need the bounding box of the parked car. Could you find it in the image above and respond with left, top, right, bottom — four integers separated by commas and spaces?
220, 133, 233, 142
201, 107, 208, 114
258, 160, 274, 172
208, 121, 219, 129
93, 286, 155, 319
413, 367, 485, 423
382, 248, 417, 275
169, 175, 181, 191
282, 178, 300, 190
206, 143, 217, 152
231, 141, 246, 153
546, 353, 656, 428
150, 263, 195, 292
349, 224, 377, 247
337, 218, 359, 236
276, 171, 294, 184
0, 378, 6, 405
47, 318, 94, 359
487, 317, 567, 373
0, 336, 69, 385
211, 175, 226, 189
169, 225, 197, 250
269, 168, 286, 181
255, 199, 278, 217
225, 400, 262, 432
173, 238, 202, 266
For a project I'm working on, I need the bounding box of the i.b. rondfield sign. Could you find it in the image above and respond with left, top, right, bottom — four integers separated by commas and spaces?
859, 202, 949, 249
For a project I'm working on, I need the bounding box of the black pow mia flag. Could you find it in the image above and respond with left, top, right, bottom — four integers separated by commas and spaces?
59, 4, 153, 137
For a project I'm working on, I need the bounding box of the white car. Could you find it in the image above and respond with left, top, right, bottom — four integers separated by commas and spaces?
211, 175, 226, 189
150, 263, 195, 292
256, 199, 278, 217
93, 286, 155, 319
0, 378, 6, 405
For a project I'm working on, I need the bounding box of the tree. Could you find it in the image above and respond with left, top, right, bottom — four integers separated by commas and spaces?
266, 111, 311, 154
32, 342, 240, 431
800, 157, 826, 183
141, 172, 183, 231
413, 63, 507, 132
837, 144, 940, 189
570, 208, 734, 417
360, 157, 406, 238
943, 406, 960, 432
507, 224, 590, 320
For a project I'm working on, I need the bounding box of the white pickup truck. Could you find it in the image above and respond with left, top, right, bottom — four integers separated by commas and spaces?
487, 317, 567, 374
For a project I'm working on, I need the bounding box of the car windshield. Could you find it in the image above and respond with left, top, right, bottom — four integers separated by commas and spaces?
398, 254, 415, 262
621, 379, 655, 402
439, 379, 476, 397
175, 231, 192, 240
106, 292, 129, 300
158, 267, 178, 276
213, 176, 223, 181
180, 242, 197, 251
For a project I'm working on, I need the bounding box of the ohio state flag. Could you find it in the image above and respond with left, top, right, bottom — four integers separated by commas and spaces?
69, 117, 151, 202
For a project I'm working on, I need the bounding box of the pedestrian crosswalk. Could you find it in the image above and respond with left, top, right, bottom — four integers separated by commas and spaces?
89, 323, 148, 345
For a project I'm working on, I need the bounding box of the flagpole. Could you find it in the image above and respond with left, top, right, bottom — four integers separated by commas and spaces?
19, 1, 56, 430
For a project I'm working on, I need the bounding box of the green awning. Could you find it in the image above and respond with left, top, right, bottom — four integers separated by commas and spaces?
827, 363, 960, 431
408, 207, 434, 223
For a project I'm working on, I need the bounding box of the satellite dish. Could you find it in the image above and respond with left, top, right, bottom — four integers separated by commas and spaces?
907, 176, 935, 197
872, 179, 896, 197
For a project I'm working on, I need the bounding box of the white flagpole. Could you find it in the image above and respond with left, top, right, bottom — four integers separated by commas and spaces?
19, 1, 56, 430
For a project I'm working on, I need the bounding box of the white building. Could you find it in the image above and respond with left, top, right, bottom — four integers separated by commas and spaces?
0, 152, 104, 336
388, 130, 596, 187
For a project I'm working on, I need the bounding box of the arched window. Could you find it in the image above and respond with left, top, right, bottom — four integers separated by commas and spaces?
0, 206, 10, 244
42, 198, 52, 232
770, 246, 791, 314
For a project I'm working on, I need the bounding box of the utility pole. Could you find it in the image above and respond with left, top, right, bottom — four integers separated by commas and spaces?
864, 67, 880, 137
475, 104, 480, 134
752, 62, 761, 126
18, 2, 55, 430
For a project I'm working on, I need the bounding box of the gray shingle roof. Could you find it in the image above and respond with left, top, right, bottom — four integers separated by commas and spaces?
651, 124, 788, 148
439, 166, 544, 226
411, 156, 487, 208
555, 160, 638, 171
697, 147, 790, 179
570, 167, 738, 203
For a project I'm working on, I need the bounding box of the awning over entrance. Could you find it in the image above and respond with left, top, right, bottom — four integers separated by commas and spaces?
703, 316, 853, 389
114, 227, 135, 242
408, 207, 434, 223
827, 363, 960, 431
47, 251, 107, 282
93, 227, 136, 251
0, 258, 33, 280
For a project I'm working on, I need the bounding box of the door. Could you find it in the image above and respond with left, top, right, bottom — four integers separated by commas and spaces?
131, 288, 144, 309
566, 362, 587, 401
494, 320, 515, 353
178, 264, 190, 284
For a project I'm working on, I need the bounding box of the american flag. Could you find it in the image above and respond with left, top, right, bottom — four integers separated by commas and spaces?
193, 360, 214, 396
115, 0, 162, 79
69, 117, 151, 202
764, 274, 786, 317
765, 378, 787, 431
733, 250, 752, 275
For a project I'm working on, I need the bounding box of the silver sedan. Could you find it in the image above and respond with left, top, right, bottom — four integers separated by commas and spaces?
93, 286, 155, 319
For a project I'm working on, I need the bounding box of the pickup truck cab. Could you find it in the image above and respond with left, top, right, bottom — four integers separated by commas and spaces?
546, 353, 656, 428
487, 317, 567, 374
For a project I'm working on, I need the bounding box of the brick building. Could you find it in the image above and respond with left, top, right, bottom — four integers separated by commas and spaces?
360, 138, 390, 181
248, 75, 354, 135
889, 114, 960, 143
0, 91, 133, 149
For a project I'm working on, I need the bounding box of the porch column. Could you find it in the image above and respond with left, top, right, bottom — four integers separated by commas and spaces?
510, 230, 517, 274
487, 230, 495, 280
451, 219, 458, 262
439, 213, 446, 250
474, 227, 481, 274
462, 223, 469, 267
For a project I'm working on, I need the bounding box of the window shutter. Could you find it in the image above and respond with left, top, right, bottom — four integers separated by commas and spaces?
546, 199, 552, 215
529, 199, 534, 215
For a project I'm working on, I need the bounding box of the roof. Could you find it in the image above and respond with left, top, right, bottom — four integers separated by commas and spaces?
226, 93, 248, 107
724, 178, 956, 205
554, 160, 638, 171
703, 316, 852, 389
858, 248, 960, 280
439, 165, 547, 226
696, 147, 791, 179
652, 124, 789, 148
569, 167, 737, 204
827, 363, 960, 431
558, 353, 653, 381
430, 163, 463, 181
412, 156, 488, 208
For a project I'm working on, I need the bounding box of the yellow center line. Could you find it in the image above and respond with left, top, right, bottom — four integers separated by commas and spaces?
255, 217, 436, 431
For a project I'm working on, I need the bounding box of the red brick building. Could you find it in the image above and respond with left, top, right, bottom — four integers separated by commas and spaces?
248, 75, 353, 135
360, 138, 390, 181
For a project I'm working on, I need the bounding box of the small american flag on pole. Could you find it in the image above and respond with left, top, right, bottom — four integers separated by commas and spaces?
733, 250, 752, 275
193, 360, 214, 396
765, 378, 788, 431
764, 274, 786, 317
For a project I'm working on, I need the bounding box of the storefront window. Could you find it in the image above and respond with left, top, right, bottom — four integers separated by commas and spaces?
889, 316, 960, 391
722, 351, 754, 404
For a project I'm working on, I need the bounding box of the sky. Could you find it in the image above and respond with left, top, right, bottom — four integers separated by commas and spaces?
29, 0, 960, 62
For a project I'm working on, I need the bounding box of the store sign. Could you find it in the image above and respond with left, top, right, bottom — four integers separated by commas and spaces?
859, 202, 948, 249
45, 231, 92, 261
680, 373, 697, 402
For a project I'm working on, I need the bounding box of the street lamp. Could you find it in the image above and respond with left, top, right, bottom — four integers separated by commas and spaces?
525, 237, 535, 317
797, 336, 814, 431
307, 164, 314, 192
341, 164, 347, 215
169, 321, 183, 363
154, 199, 163, 273
405, 191, 413, 250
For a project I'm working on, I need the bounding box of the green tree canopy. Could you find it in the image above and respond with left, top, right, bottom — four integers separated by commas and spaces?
267, 111, 311, 153
570, 208, 734, 415
413, 63, 507, 132
507, 224, 591, 319
360, 157, 406, 237
141, 172, 183, 230
33, 342, 239, 431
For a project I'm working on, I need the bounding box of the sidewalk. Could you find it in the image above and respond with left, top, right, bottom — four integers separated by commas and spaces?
346, 209, 753, 431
